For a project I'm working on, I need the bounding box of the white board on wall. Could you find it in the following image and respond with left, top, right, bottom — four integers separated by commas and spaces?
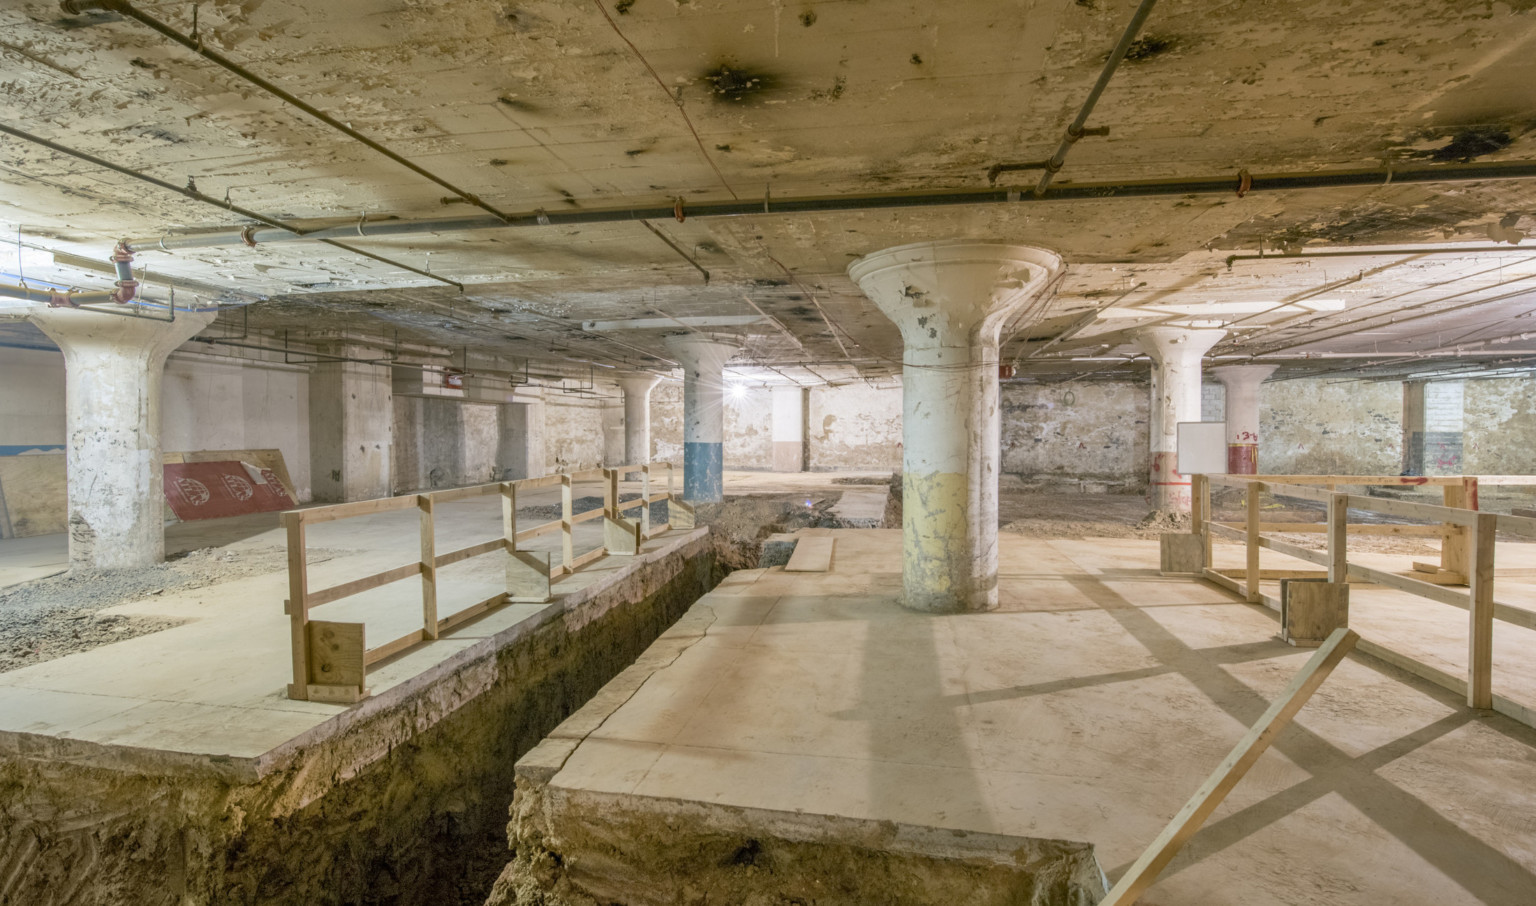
1178, 421, 1227, 475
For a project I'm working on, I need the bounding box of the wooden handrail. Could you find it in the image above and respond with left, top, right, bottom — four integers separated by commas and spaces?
1190, 473, 1532, 727
283, 460, 680, 702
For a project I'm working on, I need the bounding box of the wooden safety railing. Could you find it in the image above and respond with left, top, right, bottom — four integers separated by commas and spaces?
1187, 473, 1536, 729
283, 462, 688, 704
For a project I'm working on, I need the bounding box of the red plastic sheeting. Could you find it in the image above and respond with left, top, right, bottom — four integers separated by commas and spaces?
163, 461, 296, 521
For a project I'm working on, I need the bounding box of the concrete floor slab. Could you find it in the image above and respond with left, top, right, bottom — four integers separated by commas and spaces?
524, 529, 1536, 905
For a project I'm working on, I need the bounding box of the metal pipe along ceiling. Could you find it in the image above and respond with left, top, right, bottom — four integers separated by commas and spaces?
124, 160, 1536, 252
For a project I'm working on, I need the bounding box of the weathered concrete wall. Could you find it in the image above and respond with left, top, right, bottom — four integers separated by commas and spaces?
1259, 377, 1402, 475
309, 354, 392, 503
543, 395, 610, 472
808, 383, 902, 472
999, 381, 1148, 487
1464, 376, 1536, 475
0, 532, 718, 906
651, 381, 684, 465
723, 386, 773, 469
393, 398, 503, 491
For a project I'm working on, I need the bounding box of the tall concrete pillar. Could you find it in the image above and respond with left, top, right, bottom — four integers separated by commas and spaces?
664, 335, 741, 503
309, 347, 393, 502
1212, 364, 1277, 475
1135, 327, 1226, 511
29, 307, 216, 570
850, 240, 1063, 613
615, 372, 661, 466
771, 386, 807, 472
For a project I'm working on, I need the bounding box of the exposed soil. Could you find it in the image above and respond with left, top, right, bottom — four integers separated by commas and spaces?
692, 493, 847, 570
0, 545, 348, 673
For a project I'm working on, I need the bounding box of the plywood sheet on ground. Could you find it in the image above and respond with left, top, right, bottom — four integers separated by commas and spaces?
0, 454, 66, 539
164, 449, 296, 501
784, 536, 835, 572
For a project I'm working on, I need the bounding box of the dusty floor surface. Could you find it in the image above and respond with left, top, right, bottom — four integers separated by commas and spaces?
499, 529, 1536, 906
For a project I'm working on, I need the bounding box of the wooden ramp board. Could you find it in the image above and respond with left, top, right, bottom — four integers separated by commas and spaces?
784, 536, 835, 572
164, 461, 297, 521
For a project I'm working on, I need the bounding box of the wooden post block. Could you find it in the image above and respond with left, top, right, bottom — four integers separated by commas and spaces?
508, 549, 553, 602
1193, 474, 1212, 568
419, 495, 439, 640
604, 468, 619, 518
1469, 511, 1496, 709
1246, 481, 1261, 604
284, 511, 311, 701
502, 481, 516, 551
1099, 628, 1360, 906
671, 498, 696, 531
306, 620, 366, 684
1159, 533, 1205, 575
1280, 578, 1349, 647
604, 514, 642, 555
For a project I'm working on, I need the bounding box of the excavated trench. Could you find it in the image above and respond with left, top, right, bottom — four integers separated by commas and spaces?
0, 495, 882, 906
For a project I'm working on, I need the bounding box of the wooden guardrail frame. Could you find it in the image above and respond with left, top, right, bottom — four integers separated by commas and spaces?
1190, 473, 1536, 730
283, 461, 679, 703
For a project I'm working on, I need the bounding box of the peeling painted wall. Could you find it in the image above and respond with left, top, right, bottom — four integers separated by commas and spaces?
1000, 382, 1147, 487
1259, 377, 1402, 475
808, 383, 902, 472
1464, 376, 1536, 475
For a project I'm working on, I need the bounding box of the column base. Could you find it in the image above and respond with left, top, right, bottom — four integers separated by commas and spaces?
683, 441, 723, 502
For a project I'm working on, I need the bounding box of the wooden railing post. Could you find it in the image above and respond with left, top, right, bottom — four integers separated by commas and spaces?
284, 510, 311, 701
419, 494, 439, 640
1442, 476, 1478, 579
1245, 481, 1261, 603
561, 473, 574, 570
604, 468, 618, 519
501, 481, 516, 552
1327, 492, 1348, 583
1468, 511, 1496, 709
1192, 474, 1210, 569
641, 464, 652, 538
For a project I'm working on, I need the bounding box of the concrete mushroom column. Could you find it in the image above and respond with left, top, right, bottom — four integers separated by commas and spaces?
1135, 326, 1226, 512
614, 372, 661, 466
663, 335, 742, 503
29, 307, 216, 570
850, 241, 1063, 613
1212, 364, 1277, 475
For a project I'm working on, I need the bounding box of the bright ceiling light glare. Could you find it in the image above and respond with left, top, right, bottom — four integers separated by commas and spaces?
728, 383, 747, 400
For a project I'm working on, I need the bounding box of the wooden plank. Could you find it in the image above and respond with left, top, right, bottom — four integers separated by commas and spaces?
1246, 474, 1463, 486
1246, 483, 1261, 604
617, 497, 647, 512
306, 562, 424, 607
1255, 536, 1331, 568
1409, 563, 1467, 586
1346, 562, 1472, 609
429, 482, 501, 503
419, 496, 438, 641
1495, 512, 1536, 539
1209, 523, 1245, 542
785, 536, 836, 572
1215, 522, 1445, 536
1252, 481, 1332, 504
1202, 567, 1243, 596
298, 494, 419, 524
437, 592, 510, 635
1345, 493, 1476, 527
364, 628, 428, 666
571, 507, 605, 525
435, 537, 506, 569
284, 511, 310, 701
514, 521, 561, 544
1469, 475, 1536, 486
1217, 568, 1329, 580
306, 620, 365, 688
561, 475, 574, 569
1099, 628, 1359, 906
1469, 512, 1497, 710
